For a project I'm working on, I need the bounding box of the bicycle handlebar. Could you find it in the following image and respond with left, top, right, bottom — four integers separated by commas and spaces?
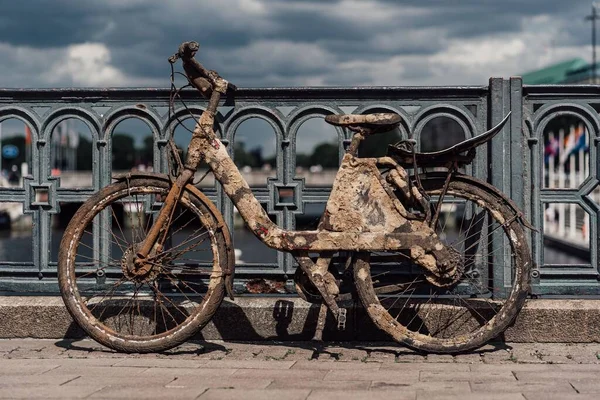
169, 41, 237, 97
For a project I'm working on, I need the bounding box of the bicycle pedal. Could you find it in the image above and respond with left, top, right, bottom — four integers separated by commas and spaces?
337, 308, 347, 331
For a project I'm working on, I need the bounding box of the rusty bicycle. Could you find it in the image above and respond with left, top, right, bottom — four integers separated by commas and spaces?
58, 41, 532, 353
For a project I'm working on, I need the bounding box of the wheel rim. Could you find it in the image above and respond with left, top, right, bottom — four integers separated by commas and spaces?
62, 184, 222, 343
355, 179, 529, 351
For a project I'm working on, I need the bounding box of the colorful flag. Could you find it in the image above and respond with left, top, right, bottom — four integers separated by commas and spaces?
544, 136, 559, 164
560, 126, 586, 164
24, 125, 31, 145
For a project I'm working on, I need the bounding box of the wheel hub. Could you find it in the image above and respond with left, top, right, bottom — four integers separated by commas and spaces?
425, 247, 464, 288
121, 244, 161, 283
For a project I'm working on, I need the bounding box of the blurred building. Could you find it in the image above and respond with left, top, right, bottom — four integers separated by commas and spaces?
521, 58, 597, 84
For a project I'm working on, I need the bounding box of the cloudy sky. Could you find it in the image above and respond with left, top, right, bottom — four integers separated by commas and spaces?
0, 0, 598, 88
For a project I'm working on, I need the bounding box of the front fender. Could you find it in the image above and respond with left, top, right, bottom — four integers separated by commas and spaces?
112, 171, 236, 299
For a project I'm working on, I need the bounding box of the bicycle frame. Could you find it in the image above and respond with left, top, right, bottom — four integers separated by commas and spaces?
135, 47, 448, 275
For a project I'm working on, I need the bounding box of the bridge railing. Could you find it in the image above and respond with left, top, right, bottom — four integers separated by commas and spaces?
0, 80, 598, 295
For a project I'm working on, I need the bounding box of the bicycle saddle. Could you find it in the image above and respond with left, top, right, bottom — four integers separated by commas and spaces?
387, 112, 511, 167
325, 113, 401, 132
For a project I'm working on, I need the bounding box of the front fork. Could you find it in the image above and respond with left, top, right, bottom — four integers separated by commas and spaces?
133, 168, 194, 270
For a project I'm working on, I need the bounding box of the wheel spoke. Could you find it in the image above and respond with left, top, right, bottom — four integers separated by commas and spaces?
60, 181, 227, 352
354, 178, 530, 352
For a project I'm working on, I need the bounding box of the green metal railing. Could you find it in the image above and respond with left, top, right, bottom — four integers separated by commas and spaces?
0, 78, 597, 295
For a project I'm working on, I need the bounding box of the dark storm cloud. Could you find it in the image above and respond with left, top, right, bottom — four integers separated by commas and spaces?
0, 0, 597, 87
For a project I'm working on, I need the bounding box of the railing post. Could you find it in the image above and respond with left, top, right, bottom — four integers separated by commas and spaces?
489, 77, 526, 295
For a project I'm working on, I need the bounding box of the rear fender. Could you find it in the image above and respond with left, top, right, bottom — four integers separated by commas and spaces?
419, 172, 536, 232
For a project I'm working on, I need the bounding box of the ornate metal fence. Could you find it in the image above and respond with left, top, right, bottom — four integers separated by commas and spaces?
0, 78, 597, 295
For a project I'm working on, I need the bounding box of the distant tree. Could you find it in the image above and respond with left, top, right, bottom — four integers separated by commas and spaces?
295, 153, 311, 168
112, 134, 135, 170
358, 129, 402, 158
234, 142, 266, 168
248, 147, 263, 168
263, 156, 276, 168
141, 136, 154, 166
309, 143, 338, 168
75, 136, 93, 171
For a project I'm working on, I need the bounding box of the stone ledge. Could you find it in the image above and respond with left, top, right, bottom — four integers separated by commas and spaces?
0, 297, 598, 343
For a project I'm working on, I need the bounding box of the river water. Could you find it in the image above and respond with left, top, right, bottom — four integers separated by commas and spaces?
0, 226, 589, 266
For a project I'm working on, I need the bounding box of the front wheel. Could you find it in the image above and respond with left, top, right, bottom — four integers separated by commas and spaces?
354, 175, 531, 353
58, 177, 232, 353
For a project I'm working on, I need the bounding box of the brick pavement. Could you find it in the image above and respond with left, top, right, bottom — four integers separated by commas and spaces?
0, 339, 599, 399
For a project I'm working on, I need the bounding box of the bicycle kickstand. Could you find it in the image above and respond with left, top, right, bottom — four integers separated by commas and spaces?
313, 302, 328, 341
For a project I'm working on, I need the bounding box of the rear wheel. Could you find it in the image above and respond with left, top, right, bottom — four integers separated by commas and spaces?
354, 175, 531, 353
58, 177, 231, 353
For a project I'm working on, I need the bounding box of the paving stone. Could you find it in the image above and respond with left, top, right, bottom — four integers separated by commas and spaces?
309, 390, 416, 400
515, 371, 600, 382
420, 370, 515, 382
234, 368, 324, 380
42, 358, 118, 367
198, 388, 311, 400
470, 364, 559, 373
0, 364, 60, 375
509, 344, 553, 364
0, 358, 73, 368
481, 351, 517, 364
523, 394, 600, 400
214, 343, 265, 360
3, 341, 600, 399
292, 360, 380, 370
269, 379, 370, 390
416, 394, 524, 400
371, 381, 471, 393
64, 375, 175, 387
380, 362, 470, 372
0, 339, 38, 352
278, 348, 316, 361
0, 374, 80, 387
57, 339, 109, 351
471, 380, 576, 393
75, 350, 129, 359
142, 367, 237, 378
554, 363, 600, 371
113, 358, 208, 368
318, 346, 369, 362
205, 359, 295, 369
167, 376, 272, 389
89, 385, 208, 399
394, 352, 428, 363
324, 369, 420, 382
43, 365, 150, 377
554, 344, 600, 364
425, 354, 455, 363
365, 350, 398, 363
195, 350, 230, 360
454, 353, 483, 364
0, 385, 104, 399
256, 345, 300, 361
567, 380, 600, 394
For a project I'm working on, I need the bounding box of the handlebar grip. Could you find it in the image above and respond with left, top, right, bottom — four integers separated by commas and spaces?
170, 41, 237, 94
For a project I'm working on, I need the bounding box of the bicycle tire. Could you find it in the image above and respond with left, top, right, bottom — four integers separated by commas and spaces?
58, 177, 231, 353
354, 175, 531, 353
